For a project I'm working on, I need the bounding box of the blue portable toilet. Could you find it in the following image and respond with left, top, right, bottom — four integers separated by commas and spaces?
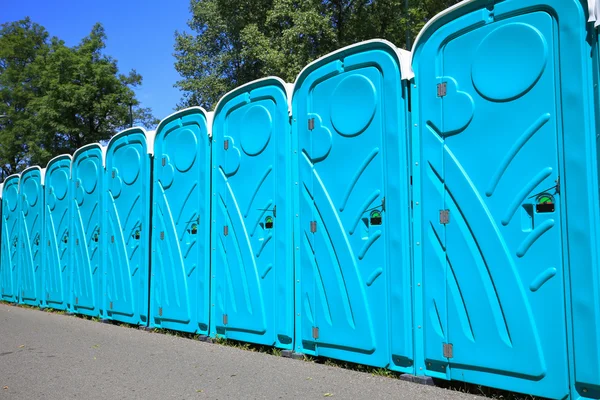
211, 77, 294, 348
150, 107, 211, 334
292, 40, 414, 369
103, 127, 153, 325
411, 0, 595, 398
19, 166, 45, 306
43, 155, 72, 310
1, 175, 20, 303
70, 143, 104, 317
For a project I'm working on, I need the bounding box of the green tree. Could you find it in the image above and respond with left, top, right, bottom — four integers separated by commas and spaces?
0, 18, 48, 176
174, 0, 459, 110
0, 18, 159, 176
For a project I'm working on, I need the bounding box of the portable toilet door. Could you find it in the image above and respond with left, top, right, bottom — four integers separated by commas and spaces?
19, 166, 44, 306
70, 144, 104, 317
211, 77, 294, 348
1, 175, 21, 303
103, 128, 152, 325
411, 1, 594, 398
151, 107, 211, 334
43, 155, 72, 310
292, 40, 413, 368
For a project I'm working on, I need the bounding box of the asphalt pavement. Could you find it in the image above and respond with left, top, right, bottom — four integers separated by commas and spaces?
0, 303, 483, 400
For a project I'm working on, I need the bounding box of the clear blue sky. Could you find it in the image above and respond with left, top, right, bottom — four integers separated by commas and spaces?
2, 0, 191, 121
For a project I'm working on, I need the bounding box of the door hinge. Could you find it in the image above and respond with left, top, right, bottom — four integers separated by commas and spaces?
310, 221, 317, 233
160, 231, 164, 240
443, 343, 453, 358
224, 226, 229, 236
111, 170, 116, 178
308, 118, 315, 131
273, 205, 276, 218
223, 314, 228, 325
224, 140, 229, 150
161, 156, 166, 166
381, 197, 386, 212
440, 210, 450, 225
312, 327, 319, 339
109, 301, 113, 310
75, 297, 79, 305
111, 236, 114, 243
556, 176, 560, 195
158, 307, 163, 316
76, 181, 80, 188
437, 82, 447, 97
75, 239, 79, 246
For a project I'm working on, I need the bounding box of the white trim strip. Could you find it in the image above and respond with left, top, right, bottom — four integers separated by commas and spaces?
206, 112, 214, 138
589, 0, 600, 27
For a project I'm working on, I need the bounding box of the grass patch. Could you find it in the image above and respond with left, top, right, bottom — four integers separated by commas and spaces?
151, 327, 199, 340
210, 337, 286, 357
272, 348, 282, 357
321, 358, 400, 379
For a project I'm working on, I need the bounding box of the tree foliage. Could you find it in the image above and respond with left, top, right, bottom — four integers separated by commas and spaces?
174, 0, 460, 110
0, 18, 158, 177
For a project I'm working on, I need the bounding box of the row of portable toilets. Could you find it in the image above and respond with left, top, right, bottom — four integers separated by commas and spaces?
2, 1, 600, 399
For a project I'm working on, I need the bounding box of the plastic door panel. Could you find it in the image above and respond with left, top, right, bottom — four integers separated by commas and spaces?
104, 128, 151, 325
70, 144, 103, 317
19, 167, 44, 306
211, 78, 293, 348
151, 108, 211, 334
293, 41, 413, 369
1, 175, 20, 303
412, 1, 590, 398
44, 156, 72, 310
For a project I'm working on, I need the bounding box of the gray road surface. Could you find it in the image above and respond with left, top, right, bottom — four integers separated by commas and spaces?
0, 303, 482, 400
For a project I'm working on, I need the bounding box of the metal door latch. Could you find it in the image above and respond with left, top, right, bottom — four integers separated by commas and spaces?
312, 327, 319, 339
440, 210, 450, 225
437, 82, 447, 97
443, 343, 453, 358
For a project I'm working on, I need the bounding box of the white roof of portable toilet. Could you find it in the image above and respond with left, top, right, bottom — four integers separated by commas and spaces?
588, 0, 600, 27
